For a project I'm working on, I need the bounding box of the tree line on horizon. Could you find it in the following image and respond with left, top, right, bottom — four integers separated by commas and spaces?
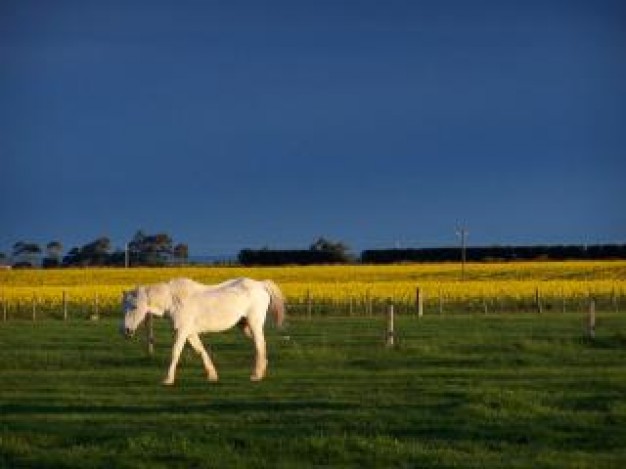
2, 234, 625, 268
3, 231, 189, 268
360, 244, 626, 264
238, 242, 626, 265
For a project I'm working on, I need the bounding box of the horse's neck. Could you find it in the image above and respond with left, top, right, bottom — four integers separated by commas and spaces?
146, 283, 174, 317
164, 301, 186, 331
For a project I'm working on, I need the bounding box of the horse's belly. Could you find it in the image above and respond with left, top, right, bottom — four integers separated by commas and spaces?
195, 311, 241, 333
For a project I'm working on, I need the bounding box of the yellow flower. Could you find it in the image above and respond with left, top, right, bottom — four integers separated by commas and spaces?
1, 261, 624, 316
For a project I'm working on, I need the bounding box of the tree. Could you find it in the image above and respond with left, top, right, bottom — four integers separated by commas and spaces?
62, 237, 112, 266
12, 241, 42, 267
309, 237, 352, 262
43, 241, 63, 268
238, 237, 353, 266
62, 248, 81, 266
128, 230, 174, 266
173, 243, 189, 264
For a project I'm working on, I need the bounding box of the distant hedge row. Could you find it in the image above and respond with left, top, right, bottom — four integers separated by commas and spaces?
238, 244, 626, 266
238, 249, 350, 266
361, 244, 626, 264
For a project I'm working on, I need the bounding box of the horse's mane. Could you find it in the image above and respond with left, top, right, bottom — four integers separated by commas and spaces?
167, 278, 205, 300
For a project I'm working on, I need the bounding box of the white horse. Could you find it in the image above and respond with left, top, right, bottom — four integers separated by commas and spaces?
122, 277, 285, 385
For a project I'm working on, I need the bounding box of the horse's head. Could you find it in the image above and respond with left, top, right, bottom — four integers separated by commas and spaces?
121, 287, 149, 338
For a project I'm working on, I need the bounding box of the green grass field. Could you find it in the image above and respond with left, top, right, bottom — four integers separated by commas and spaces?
1, 313, 625, 468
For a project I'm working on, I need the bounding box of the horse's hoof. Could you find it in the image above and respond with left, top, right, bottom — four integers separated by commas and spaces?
250, 375, 265, 382
207, 375, 219, 382
162, 379, 175, 386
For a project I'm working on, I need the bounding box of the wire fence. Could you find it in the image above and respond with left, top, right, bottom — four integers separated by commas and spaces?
1, 290, 622, 322
286, 290, 622, 317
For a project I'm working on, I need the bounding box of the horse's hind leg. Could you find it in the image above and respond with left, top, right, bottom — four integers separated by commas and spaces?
249, 322, 268, 381
188, 334, 218, 382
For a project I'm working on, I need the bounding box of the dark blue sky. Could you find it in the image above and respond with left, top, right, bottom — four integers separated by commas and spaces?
2, 0, 625, 256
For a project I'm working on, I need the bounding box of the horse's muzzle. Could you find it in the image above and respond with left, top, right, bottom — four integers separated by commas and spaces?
122, 326, 135, 338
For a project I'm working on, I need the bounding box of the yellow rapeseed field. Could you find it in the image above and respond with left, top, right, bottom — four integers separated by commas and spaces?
1, 261, 625, 317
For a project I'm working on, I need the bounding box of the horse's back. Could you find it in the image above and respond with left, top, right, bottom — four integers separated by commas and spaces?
167, 277, 245, 300
208, 277, 262, 293
188, 278, 268, 331
198, 278, 271, 312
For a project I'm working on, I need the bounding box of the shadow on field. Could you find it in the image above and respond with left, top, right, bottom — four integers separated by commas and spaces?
0, 399, 354, 417
583, 333, 626, 349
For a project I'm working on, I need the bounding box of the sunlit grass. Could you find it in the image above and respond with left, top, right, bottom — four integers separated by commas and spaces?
1, 314, 625, 467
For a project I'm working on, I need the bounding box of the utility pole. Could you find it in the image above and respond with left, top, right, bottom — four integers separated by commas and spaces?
456, 226, 469, 280
125, 243, 129, 268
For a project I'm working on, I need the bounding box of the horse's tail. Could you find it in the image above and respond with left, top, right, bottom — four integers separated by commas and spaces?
263, 280, 285, 328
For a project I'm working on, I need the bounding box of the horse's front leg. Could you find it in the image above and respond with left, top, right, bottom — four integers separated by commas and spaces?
163, 330, 187, 386
188, 334, 219, 382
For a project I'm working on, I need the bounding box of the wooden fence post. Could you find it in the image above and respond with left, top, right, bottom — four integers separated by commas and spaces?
146, 314, 155, 355
586, 298, 596, 339
92, 293, 99, 320
32, 294, 37, 322
306, 289, 312, 319
438, 290, 444, 315
63, 291, 68, 321
535, 288, 543, 314
416, 287, 424, 318
386, 299, 395, 347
